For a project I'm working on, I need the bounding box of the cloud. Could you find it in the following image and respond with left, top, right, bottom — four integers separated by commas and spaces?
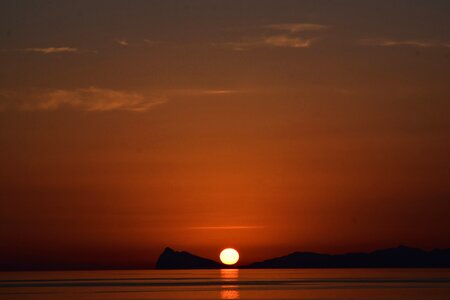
22, 47, 79, 54
0, 47, 97, 54
170, 89, 240, 96
224, 36, 316, 50
199, 89, 240, 95
264, 35, 316, 48
0, 87, 166, 112
266, 23, 329, 33
0, 87, 242, 113
222, 22, 328, 50
360, 38, 450, 48
116, 39, 129, 46
186, 225, 265, 230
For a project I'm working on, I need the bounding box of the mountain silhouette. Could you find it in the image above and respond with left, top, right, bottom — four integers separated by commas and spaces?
246, 246, 450, 268
156, 247, 222, 269
156, 246, 450, 269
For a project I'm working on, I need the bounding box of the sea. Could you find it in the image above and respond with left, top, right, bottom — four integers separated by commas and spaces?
1, 268, 449, 300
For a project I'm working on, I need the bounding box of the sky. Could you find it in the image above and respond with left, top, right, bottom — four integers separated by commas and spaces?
0, 0, 450, 270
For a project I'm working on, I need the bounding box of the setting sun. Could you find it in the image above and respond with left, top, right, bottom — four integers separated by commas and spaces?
220, 248, 239, 265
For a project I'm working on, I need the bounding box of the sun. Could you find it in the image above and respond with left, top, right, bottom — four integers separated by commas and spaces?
220, 248, 239, 265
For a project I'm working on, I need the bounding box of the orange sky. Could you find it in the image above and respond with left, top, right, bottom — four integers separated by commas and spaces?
0, 0, 450, 269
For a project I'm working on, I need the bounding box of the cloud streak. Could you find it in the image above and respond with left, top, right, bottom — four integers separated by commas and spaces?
266, 23, 329, 33
0, 87, 166, 112
225, 36, 317, 51
170, 89, 241, 96
0, 87, 243, 113
0, 47, 97, 54
264, 35, 316, 48
222, 22, 328, 50
116, 39, 129, 46
186, 226, 265, 230
22, 47, 79, 54
360, 38, 450, 48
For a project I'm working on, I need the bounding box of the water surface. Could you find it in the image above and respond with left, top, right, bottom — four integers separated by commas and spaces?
1, 268, 449, 299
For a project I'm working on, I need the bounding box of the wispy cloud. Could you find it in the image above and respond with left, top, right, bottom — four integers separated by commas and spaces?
360, 38, 450, 48
0, 87, 166, 112
266, 23, 329, 33
0, 47, 97, 54
225, 35, 317, 51
116, 39, 129, 46
264, 35, 316, 48
22, 47, 79, 54
0, 87, 243, 113
170, 89, 240, 96
186, 225, 265, 230
222, 22, 328, 50
224, 36, 316, 51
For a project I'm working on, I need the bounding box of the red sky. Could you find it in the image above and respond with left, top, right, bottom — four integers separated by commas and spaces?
0, 0, 449, 269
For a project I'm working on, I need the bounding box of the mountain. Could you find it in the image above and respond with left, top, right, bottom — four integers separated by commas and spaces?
245, 246, 450, 268
155, 247, 222, 269
155, 246, 450, 269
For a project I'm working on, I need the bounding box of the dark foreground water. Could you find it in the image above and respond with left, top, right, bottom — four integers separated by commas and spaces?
1, 268, 450, 300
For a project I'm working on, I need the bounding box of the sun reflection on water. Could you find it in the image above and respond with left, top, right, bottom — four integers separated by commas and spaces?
220, 269, 239, 299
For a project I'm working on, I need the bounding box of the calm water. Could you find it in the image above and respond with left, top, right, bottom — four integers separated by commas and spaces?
1, 269, 450, 300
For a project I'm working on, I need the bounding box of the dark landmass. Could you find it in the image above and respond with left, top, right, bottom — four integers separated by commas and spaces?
156, 246, 450, 269
2, 245, 449, 271
246, 246, 450, 268
156, 247, 222, 269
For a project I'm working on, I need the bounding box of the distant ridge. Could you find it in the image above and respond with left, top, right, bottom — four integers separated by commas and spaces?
245, 246, 450, 269
155, 246, 450, 269
156, 247, 221, 269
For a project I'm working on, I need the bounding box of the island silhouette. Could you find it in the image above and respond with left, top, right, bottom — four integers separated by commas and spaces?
156, 246, 450, 269
156, 247, 222, 269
